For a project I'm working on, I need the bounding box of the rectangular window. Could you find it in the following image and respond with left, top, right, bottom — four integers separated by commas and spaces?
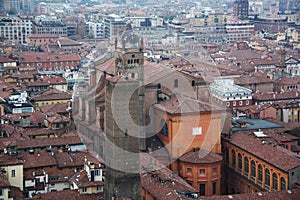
192, 127, 202, 135
200, 184, 206, 196
246, 100, 249, 105
0, 189, 3, 196
212, 168, 217, 175
82, 187, 87, 192
174, 79, 178, 88
94, 169, 101, 176
233, 101, 236, 106
11, 169, 15, 177
187, 168, 192, 174
226, 102, 230, 107
212, 182, 216, 195
239, 101, 243, 106
97, 186, 101, 191
199, 169, 205, 176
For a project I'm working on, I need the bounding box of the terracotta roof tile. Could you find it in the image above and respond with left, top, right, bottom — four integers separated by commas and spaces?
0, 154, 23, 166
54, 151, 89, 168
16, 135, 82, 150
45, 113, 70, 123
47, 168, 75, 183
140, 153, 197, 200
179, 148, 222, 164
69, 170, 103, 188
253, 89, 300, 101
224, 131, 300, 171
39, 102, 69, 114
9, 186, 25, 199
0, 173, 10, 188
21, 150, 57, 169
33, 190, 101, 200
31, 91, 72, 101
154, 94, 224, 114
201, 188, 300, 200
17, 52, 81, 63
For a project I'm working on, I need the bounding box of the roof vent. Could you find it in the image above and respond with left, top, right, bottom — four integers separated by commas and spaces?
228, 195, 233, 199
287, 190, 292, 194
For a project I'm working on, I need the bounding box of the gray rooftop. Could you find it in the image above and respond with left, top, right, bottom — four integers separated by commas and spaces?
232, 118, 283, 131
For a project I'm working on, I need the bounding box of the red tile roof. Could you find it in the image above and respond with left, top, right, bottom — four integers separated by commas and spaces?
45, 113, 70, 123
21, 150, 57, 169
0, 55, 15, 63
0, 154, 23, 166
224, 131, 300, 172
235, 103, 273, 113
140, 153, 197, 200
0, 173, 10, 188
9, 186, 25, 199
24, 168, 45, 180
31, 91, 72, 101
17, 52, 81, 63
154, 94, 224, 114
39, 102, 69, 114
235, 73, 273, 85
33, 190, 101, 200
39, 75, 67, 85
16, 136, 82, 150
47, 168, 75, 183
201, 188, 300, 200
54, 151, 93, 168
69, 170, 103, 188
179, 148, 222, 164
275, 76, 300, 85
253, 89, 300, 101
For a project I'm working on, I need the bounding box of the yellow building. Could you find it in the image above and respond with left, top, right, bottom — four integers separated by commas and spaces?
190, 14, 232, 27
0, 173, 10, 200
0, 155, 24, 191
31, 90, 72, 111
222, 130, 300, 194
274, 101, 300, 123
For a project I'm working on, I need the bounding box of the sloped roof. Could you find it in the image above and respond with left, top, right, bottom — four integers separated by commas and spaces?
154, 94, 224, 114
179, 148, 222, 164
225, 131, 300, 172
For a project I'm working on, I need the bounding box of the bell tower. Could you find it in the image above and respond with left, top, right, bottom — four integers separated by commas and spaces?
104, 22, 145, 200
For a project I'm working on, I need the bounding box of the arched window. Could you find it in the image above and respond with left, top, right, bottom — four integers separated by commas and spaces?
160, 120, 168, 136
258, 164, 262, 184
244, 157, 249, 176
251, 160, 256, 179
225, 148, 229, 164
238, 153, 242, 172
192, 80, 196, 86
273, 173, 278, 191
265, 169, 270, 188
280, 177, 286, 190
232, 150, 236, 169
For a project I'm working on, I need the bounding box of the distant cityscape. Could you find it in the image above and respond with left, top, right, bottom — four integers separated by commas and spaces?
0, 0, 300, 200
